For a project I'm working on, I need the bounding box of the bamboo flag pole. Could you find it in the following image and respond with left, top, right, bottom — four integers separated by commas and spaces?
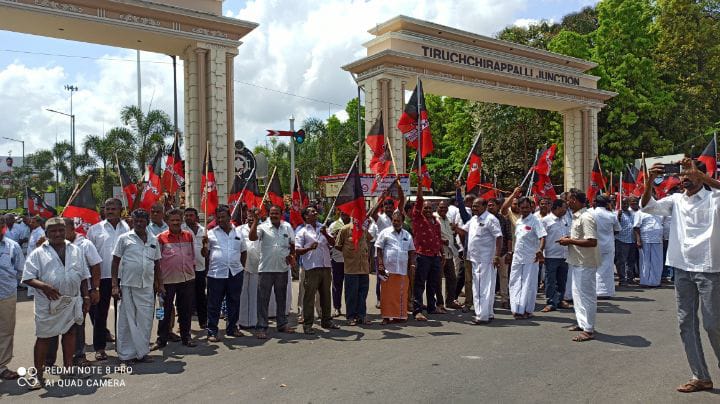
63, 176, 90, 213
519, 148, 540, 190
619, 170, 623, 211
115, 154, 129, 211
457, 131, 482, 182
259, 166, 278, 208
596, 155, 608, 193
416, 76, 422, 184
229, 167, 256, 220
203, 141, 209, 229
384, 129, 400, 177
609, 171, 613, 196
324, 154, 359, 226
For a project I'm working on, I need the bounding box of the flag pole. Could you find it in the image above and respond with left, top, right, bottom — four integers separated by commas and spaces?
63, 176, 91, 213
714, 131, 718, 179
457, 131, 482, 182
324, 154, 359, 226
416, 76, 422, 190
385, 129, 400, 177
203, 141, 209, 228
619, 170, 623, 211
260, 166, 278, 208
596, 155, 608, 193
609, 171, 613, 196
519, 148, 540, 190
229, 167, 256, 220
115, 154, 129, 212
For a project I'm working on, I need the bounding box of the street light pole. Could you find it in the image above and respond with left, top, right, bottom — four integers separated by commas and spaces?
45, 108, 76, 191
289, 115, 295, 194
64, 85, 78, 185
2, 137, 24, 163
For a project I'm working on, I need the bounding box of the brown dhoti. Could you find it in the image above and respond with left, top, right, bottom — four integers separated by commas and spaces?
380, 274, 409, 320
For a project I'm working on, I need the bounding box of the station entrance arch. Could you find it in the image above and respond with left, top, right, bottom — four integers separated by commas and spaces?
0, 0, 257, 207
344, 16, 616, 190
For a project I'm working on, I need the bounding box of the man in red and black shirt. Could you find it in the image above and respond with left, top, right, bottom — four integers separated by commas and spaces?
152, 209, 197, 349
411, 184, 443, 321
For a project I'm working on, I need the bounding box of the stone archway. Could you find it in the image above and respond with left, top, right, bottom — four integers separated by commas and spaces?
343, 15, 616, 191
0, 0, 258, 207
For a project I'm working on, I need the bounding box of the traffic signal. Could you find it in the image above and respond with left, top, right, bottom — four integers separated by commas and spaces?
293, 129, 305, 144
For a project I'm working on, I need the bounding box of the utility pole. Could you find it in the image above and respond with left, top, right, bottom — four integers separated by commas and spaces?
137, 50, 142, 109
64, 84, 78, 185
289, 115, 295, 194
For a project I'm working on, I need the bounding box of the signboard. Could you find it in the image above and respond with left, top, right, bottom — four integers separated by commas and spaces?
7, 198, 17, 210
0, 155, 23, 174
319, 174, 410, 197
636, 153, 685, 169
0, 199, 6, 210
234, 140, 256, 182
44, 193, 56, 208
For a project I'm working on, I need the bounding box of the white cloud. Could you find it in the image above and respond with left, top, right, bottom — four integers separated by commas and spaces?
513, 18, 540, 28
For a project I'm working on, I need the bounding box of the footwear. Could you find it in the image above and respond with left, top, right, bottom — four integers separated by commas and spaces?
676, 379, 713, 393
501, 302, 510, 310
256, 331, 268, 339
226, 327, 244, 337
461, 306, 470, 313
414, 313, 428, 321
321, 323, 340, 330
182, 340, 197, 347
73, 356, 91, 366
572, 331, 594, 342
207, 334, 221, 342
472, 318, 489, 325
448, 301, 463, 310
134, 355, 154, 363
332, 309, 342, 318
105, 332, 115, 343
303, 327, 316, 335
0, 369, 19, 380
541, 305, 555, 313
169, 332, 182, 342
150, 341, 167, 351
278, 326, 296, 334
348, 319, 359, 326
558, 301, 572, 309
94, 350, 108, 361
512, 313, 524, 320
375, 303, 381, 309
27, 377, 45, 390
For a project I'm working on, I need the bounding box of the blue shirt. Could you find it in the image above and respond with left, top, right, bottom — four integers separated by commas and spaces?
615, 210, 635, 244
0, 237, 25, 299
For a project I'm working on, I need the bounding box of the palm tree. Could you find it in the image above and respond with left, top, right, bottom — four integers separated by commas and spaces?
120, 105, 173, 174
84, 127, 136, 199
28, 141, 95, 203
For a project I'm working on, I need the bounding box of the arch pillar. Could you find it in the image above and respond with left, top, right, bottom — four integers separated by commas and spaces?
562, 107, 599, 191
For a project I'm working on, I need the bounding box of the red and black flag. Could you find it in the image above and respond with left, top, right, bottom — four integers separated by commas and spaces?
335, 162, 367, 248
698, 136, 717, 179
200, 148, 218, 217
117, 161, 138, 210
465, 141, 483, 194
138, 148, 163, 210
534, 144, 557, 177
62, 177, 100, 235
530, 144, 557, 200
161, 134, 185, 194
631, 158, 647, 198
479, 173, 499, 200
418, 163, 432, 190
26, 187, 56, 219
397, 78, 433, 158
366, 112, 392, 192
242, 176, 263, 210
289, 173, 309, 229
654, 175, 681, 199
587, 157, 606, 204
622, 165, 636, 196
266, 172, 284, 209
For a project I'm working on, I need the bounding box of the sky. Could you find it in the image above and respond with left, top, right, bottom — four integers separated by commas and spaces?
0, 0, 598, 158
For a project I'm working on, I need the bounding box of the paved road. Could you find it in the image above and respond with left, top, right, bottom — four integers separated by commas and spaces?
1, 280, 719, 403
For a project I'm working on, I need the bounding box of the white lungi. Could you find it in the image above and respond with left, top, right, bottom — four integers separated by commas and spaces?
596, 251, 616, 297
509, 262, 539, 315
472, 261, 496, 321
238, 272, 258, 328
639, 243, 663, 286
564, 269, 574, 301
571, 265, 597, 332
117, 285, 154, 360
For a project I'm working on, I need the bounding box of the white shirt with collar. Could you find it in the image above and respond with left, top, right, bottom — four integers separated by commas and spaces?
512, 213, 547, 264
86, 219, 130, 279
72, 234, 102, 289
642, 188, 720, 272
633, 210, 664, 244
207, 225, 247, 278
542, 212, 569, 259
182, 223, 206, 272
239, 224, 261, 274
256, 220, 294, 273
461, 211, 503, 264
295, 222, 331, 269
28, 227, 45, 252
112, 230, 161, 288
375, 226, 414, 275
592, 207, 621, 254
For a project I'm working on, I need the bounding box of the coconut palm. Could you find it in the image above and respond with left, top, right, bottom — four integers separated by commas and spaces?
84, 127, 136, 199
120, 105, 174, 174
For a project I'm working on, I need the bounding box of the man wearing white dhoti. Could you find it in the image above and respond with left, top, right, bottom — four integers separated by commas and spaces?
22, 217, 91, 388
453, 198, 503, 324
592, 195, 621, 298
111, 209, 161, 364
633, 209, 664, 287
559, 189, 599, 342
238, 208, 261, 328
508, 193, 546, 319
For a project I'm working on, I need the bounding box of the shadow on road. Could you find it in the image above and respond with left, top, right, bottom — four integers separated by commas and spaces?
593, 333, 651, 348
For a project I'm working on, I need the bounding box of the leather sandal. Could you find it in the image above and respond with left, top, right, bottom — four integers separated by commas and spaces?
676, 379, 713, 393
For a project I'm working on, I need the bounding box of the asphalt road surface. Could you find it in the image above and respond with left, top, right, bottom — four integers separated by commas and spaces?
1, 279, 719, 403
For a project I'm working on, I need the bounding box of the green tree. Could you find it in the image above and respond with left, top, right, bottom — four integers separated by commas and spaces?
83, 127, 136, 200
120, 105, 173, 174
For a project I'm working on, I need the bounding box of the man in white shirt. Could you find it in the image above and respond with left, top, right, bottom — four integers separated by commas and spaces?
182, 208, 207, 329
376, 212, 415, 324
641, 159, 720, 393
435, 200, 461, 310
28, 216, 46, 252
508, 193, 546, 319
249, 205, 296, 339
0, 221, 24, 381
295, 207, 339, 334
146, 203, 168, 237
329, 212, 350, 317
202, 205, 247, 342
559, 189, 599, 342
633, 207, 664, 287
86, 198, 129, 361
453, 198, 503, 324
592, 195, 621, 298
111, 209, 161, 363
541, 199, 571, 312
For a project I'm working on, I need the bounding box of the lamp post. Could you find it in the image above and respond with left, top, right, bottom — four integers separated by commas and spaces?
2, 136, 24, 163
64, 85, 78, 155
45, 108, 76, 187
